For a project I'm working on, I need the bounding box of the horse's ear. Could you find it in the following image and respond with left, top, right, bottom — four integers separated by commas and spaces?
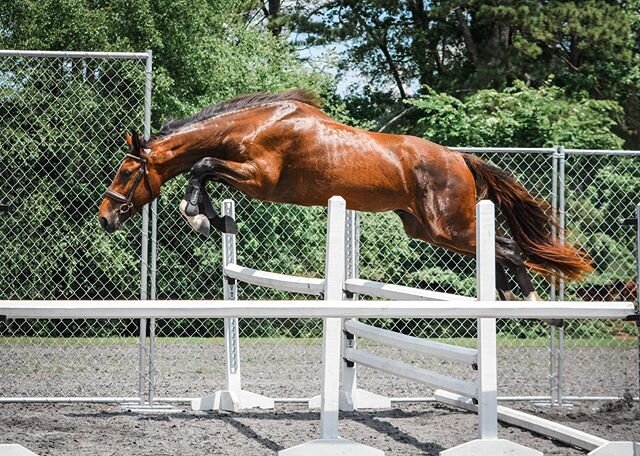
125, 131, 133, 148
127, 130, 142, 156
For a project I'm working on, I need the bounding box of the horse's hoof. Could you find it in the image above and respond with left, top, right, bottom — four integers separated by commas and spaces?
184, 201, 200, 217
500, 290, 521, 301
180, 197, 201, 217
179, 200, 189, 219
180, 201, 210, 236
525, 291, 541, 301
191, 214, 211, 237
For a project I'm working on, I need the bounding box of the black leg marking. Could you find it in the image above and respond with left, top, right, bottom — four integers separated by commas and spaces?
183, 178, 203, 217
197, 181, 238, 235
496, 263, 514, 300
496, 236, 536, 298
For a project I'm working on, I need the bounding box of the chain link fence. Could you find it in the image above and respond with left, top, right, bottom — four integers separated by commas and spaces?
0, 50, 637, 404
0, 50, 150, 399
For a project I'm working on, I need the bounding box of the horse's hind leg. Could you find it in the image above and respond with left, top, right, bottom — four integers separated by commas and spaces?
395, 208, 537, 301
496, 263, 521, 301
496, 236, 539, 301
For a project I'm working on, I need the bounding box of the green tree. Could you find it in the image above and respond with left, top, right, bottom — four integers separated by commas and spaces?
408, 82, 624, 148
290, 0, 640, 145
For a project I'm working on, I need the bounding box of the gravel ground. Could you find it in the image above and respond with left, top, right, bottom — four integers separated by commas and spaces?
2, 338, 636, 399
1, 339, 638, 455
1, 400, 639, 456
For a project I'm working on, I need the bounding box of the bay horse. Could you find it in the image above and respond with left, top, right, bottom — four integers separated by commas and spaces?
98, 89, 592, 300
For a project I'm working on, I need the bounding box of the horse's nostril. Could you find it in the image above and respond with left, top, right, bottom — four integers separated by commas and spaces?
99, 217, 110, 232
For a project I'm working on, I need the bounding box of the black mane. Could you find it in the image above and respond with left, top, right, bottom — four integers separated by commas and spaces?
153, 88, 322, 140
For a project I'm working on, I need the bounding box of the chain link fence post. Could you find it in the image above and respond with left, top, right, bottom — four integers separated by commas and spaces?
557, 146, 566, 405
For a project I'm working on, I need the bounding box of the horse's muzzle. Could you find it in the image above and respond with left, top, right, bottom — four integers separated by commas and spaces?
99, 215, 117, 234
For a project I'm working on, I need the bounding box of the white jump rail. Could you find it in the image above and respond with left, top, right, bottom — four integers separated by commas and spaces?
343, 319, 477, 365
344, 278, 475, 301
343, 347, 477, 398
224, 263, 325, 295
1, 300, 633, 319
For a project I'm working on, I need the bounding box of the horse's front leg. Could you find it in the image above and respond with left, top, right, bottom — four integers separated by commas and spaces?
198, 182, 238, 234
182, 176, 205, 217
179, 160, 239, 235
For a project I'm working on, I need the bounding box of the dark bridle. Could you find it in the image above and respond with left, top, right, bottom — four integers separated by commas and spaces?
103, 153, 153, 214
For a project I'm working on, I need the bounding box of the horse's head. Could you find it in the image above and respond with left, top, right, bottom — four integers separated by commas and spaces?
98, 131, 160, 233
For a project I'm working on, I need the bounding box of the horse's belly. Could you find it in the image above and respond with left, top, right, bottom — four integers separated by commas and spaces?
271, 166, 408, 212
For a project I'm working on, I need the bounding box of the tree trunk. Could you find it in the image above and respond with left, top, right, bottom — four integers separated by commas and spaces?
266, 0, 282, 36
377, 38, 408, 98
454, 7, 478, 67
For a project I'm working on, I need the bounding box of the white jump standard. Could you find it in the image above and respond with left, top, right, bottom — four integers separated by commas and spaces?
191, 200, 274, 413
279, 197, 383, 455
337, 201, 542, 456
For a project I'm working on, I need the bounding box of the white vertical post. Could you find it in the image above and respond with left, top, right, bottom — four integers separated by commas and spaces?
137, 317, 147, 406
339, 210, 390, 411
191, 199, 273, 412
340, 210, 358, 410
442, 201, 541, 455
320, 197, 347, 439
281, 196, 383, 455
222, 200, 242, 394
476, 200, 498, 440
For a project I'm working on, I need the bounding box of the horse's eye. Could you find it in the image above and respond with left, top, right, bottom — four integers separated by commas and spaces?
121, 170, 132, 178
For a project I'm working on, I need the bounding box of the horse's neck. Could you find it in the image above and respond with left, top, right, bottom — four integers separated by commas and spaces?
150, 129, 228, 182
149, 106, 272, 183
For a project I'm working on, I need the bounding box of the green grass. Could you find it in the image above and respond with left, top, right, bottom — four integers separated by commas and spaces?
0, 335, 636, 349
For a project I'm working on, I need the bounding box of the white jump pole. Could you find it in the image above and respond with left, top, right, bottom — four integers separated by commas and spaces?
442, 200, 541, 456
191, 199, 274, 412
280, 196, 383, 455
337, 209, 391, 411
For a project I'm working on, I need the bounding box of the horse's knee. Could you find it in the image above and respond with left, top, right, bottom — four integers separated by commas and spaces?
191, 157, 223, 177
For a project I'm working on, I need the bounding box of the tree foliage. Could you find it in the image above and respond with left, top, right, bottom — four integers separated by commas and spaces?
408, 82, 624, 148
290, 0, 640, 145
0, 0, 330, 126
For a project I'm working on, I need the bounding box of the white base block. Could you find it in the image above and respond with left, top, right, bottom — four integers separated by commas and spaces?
309, 389, 391, 411
440, 439, 542, 456
339, 388, 392, 411
0, 444, 40, 456
308, 394, 321, 408
588, 442, 640, 456
191, 390, 274, 412
279, 438, 384, 456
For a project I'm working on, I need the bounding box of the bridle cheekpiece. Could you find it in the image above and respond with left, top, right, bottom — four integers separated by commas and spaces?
103, 153, 153, 214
